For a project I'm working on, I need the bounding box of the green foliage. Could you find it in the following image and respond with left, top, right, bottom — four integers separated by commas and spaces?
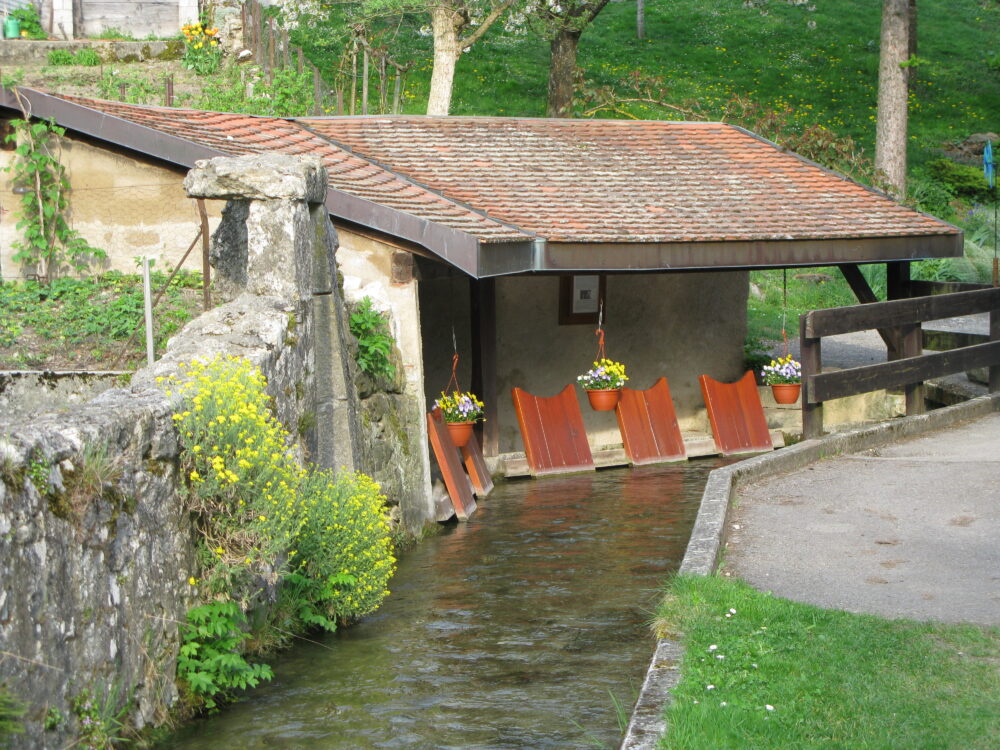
928, 158, 994, 202
658, 575, 1000, 749
743, 334, 772, 373
170, 356, 396, 708
197, 65, 316, 117
0, 686, 25, 742
2, 118, 106, 282
915, 205, 998, 284
70, 684, 130, 749
177, 600, 274, 710
43, 706, 64, 731
9, 6, 46, 39
46, 49, 76, 66
908, 170, 957, 219
0, 273, 201, 367
28, 458, 49, 491
349, 297, 397, 380
98, 70, 161, 104
74, 48, 103, 67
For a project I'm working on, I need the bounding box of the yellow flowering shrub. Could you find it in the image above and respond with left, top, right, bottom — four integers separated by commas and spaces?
169, 355, 396, 629
289, 471, 396, 626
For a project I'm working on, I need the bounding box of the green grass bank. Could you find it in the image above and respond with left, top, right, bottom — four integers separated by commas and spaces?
655, 575, 1000, 749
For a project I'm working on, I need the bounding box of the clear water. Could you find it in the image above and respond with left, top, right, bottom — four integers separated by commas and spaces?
162, 461, 717, 750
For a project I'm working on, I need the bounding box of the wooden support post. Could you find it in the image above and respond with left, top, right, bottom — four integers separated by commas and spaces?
838, 264, 898, 352
336, 89, 344, 116
990, 308, 1000, 393
197, 199, 211, 310
801, 313, 823, 439
470, 278, 498, 457
119, 82, 126, 99
886, 261, 911, 362
164, 75, 174, 107
901, 322, 925, 415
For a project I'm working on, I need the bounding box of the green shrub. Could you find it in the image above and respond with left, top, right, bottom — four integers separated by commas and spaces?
74, 48, 103, 66
349, 297, 397, 380
198, 65, 316, 117
10, 6, 46, 39
169, 355, 397, 708
177, 600, 274, 710
46, 49, 76, 66
928, 158, 992, 202
908, 171, 957, 220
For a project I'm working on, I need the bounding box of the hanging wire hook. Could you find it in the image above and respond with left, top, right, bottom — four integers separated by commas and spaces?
781, 267, 790, 356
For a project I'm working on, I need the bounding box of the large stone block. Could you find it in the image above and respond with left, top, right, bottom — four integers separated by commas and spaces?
184, 154, 328, 203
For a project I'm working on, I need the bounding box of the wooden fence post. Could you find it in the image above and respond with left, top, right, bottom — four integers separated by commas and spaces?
991, 308, 1000, 393
801, 313, 823, 439
197, 199, 211, 310
900, 322, 925, 415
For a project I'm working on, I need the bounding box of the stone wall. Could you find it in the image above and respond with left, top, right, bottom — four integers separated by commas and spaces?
0, 155, 431, 747
0, 370, 128, 422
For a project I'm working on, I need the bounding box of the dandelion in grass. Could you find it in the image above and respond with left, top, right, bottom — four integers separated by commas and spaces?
706, 685, 715, 691
766, 704, 775, 711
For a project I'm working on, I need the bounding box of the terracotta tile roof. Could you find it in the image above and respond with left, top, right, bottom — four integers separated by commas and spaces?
54, 94, 530, 242
44, 94, 957, 248
299, 116, 955, 243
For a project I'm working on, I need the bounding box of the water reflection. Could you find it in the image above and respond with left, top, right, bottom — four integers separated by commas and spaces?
162, 460, 717, 750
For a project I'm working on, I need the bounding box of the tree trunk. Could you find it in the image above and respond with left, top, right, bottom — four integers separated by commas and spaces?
427, 5, 463, 116
547, 28, 582, 118
637, 0, 645, 40
875, 0, 910, 198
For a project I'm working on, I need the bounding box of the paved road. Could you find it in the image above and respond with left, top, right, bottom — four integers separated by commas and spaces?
725, 411, 1000, 625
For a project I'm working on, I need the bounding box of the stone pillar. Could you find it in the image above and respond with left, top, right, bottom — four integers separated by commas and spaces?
183, 154, 361, 472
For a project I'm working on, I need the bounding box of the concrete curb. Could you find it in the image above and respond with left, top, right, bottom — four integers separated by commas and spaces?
619, 394, 1000, 750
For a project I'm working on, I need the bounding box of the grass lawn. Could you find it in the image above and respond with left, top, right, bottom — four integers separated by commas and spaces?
655, 575, 1000, 750
0, 271, 205, 370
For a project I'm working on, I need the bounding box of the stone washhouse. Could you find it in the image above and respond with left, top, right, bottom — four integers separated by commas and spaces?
0, 86, 962, 507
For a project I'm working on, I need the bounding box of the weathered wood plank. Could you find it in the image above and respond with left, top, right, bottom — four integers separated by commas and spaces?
806, 288, 1000, 338
426, 409, 476, 520
699, 371, 772, 455
807, 340, 1000, 402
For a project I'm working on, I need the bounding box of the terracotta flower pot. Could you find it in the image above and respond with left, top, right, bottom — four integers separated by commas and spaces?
446, 420, 475, 448
770, 383, 801, 404
586, 388, 622, 411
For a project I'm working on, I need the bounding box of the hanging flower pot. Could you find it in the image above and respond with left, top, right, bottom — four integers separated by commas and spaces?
446, 421, 475, 447
770, 383, 801, 404
577, 358, 628, 412
586, 388, 622, 411
434, 390, 485, 448
762, 355, 802, 405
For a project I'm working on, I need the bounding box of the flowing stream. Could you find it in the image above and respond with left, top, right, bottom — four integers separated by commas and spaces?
163, 460, 719, 749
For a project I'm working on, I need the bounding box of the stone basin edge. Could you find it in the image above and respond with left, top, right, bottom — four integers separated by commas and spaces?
618, 392, 1000, 750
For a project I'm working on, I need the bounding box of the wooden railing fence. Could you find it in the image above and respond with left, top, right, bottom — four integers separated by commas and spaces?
800, 287, 1000, 438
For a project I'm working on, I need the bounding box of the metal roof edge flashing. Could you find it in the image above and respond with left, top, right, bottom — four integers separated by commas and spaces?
0, 86, 222, 168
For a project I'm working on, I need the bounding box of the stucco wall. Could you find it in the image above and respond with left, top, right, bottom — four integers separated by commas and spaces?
494, 272, 750, 454
0, 131, 221, 281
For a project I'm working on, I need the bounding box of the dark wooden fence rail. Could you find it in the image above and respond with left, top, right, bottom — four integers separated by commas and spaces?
800, 287, 1000, 438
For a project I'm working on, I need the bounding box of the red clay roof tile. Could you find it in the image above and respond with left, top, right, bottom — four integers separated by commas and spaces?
50, 94, 957, 247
